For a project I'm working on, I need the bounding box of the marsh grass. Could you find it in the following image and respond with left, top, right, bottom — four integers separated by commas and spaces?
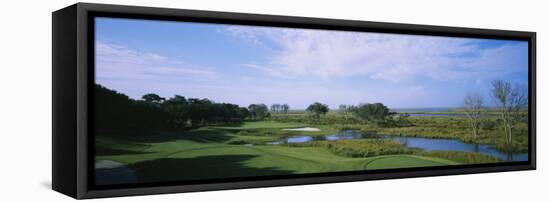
285, 139, 414, 158
419, 151, 501, 164
373, 117, 529, 152
270, 113, 528, 153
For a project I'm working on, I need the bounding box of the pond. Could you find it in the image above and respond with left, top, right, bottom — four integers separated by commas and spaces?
269, 130, 528, 161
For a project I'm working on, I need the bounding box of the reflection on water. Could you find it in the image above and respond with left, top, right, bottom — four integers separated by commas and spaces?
271, 130, 528, 161
386, 136, 528, 161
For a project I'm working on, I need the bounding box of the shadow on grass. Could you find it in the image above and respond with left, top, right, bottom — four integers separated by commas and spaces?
95, 138, 153, 156
131, 128, 235, 144
95, 146, 154, 156
97, 122, 255, 148
209, 122, 245, 128
128, 155, 293, 183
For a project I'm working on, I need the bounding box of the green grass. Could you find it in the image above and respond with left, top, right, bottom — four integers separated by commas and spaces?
398, 108, 528, 116
284, 139, 416, 158
373, 116, 529, 152
274, 114, 529, 152
418, 151, 501, 164
212, 121, 306, 130
98, 140, 457, 183
96, 123, 459, 183
269, 112, 528, 150
212, 120, 338, 136
96, 116, 523, 184
364, 155, 457, 170
226, 135, 279, 145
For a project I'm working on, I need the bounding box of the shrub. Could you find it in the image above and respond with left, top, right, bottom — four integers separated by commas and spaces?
287, 139, 413, 158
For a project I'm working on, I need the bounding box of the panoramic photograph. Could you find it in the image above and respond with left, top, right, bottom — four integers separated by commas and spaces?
93, 17, 529, 185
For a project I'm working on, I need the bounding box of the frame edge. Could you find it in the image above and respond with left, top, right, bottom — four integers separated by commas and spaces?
52, 3, 79, 199
65, 2, 537, 199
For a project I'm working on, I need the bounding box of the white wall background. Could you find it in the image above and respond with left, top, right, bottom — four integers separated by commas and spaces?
0, 0, 546, 201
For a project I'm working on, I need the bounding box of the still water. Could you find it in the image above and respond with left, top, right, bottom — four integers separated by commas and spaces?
270, 130, 528, 161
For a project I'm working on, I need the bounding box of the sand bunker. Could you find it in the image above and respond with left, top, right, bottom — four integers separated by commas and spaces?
282, 127, 321, 132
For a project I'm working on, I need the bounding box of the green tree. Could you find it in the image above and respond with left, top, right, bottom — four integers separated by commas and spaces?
248, 104, 269, 120
306, 102, 329, 119
96, 84, 252, 133
141, 93, 165, 103
187, 98, 214, 127
162, 95, 188, 128
237, 107, 250, 121
353, 103, 390, 125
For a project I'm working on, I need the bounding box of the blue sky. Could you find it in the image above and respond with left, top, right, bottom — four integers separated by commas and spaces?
95, 17, 528, 109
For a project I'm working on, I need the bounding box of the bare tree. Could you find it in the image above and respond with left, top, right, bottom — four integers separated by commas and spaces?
338, 104, 357, 124
339, 104, 350, 124
490, 80, 528, 145
281, 104, 290, 113
270, 104, 281, 113
464, 92, 484, 139
509, 84, 528, 142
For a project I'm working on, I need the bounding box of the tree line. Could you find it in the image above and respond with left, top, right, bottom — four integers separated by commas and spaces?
95, 84, 282, 136
305, 102, 401, 126
270, 104, 290, 113
96, 83, 405, 137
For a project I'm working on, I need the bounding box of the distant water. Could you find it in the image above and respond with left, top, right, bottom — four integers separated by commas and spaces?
391, 107, 456, 113
408, 113, 469, 117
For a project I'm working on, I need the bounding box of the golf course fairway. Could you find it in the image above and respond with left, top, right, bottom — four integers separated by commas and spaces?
96, 129, 458, 184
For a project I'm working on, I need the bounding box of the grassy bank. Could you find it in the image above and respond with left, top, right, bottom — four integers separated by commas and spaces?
96, 135, 456, 183
95, 120, 465, 183
284, 139, 416, 157
268, 112, 528, 152
95, 115, 525, 184
418, 151, 501, 164
374, 116, 528, 152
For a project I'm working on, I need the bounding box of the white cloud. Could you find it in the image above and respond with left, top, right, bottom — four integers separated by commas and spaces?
226, 26, 527, 82
462, 43, 527, 73
226, 26, 266, 47
245, 64, 288, 78
96, 42, 218, 81
95, 42, 221, 99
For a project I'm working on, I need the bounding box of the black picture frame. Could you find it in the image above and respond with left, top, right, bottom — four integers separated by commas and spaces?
52, 3, 536, 199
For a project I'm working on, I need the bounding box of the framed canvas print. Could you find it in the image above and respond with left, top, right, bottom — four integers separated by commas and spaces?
52, 3, 536, 199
